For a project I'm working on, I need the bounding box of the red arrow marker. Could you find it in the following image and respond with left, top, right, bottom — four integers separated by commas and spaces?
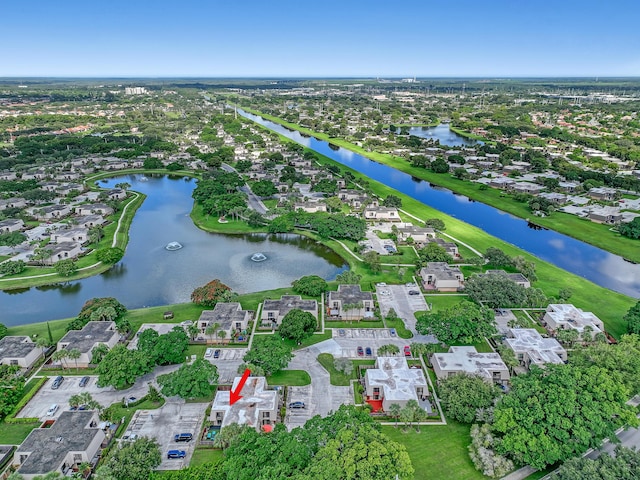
229, 369, 251, 406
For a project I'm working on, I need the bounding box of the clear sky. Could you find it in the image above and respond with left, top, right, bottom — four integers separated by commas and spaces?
2, 0, 638, 77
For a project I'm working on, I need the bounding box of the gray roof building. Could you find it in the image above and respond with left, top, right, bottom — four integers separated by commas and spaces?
261, 295, 318, 327
0, 336, 41, 369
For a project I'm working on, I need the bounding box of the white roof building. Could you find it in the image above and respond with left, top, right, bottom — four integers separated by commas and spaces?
432, 346, 510, 385
543, 304, 604, 338
364, 357, 428, 411
210, 376, 278, 431
504, 328, 567, 369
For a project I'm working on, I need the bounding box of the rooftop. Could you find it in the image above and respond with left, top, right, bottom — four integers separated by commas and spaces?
328, 284, 373, 304
420, 262, 462, 281
545, 304, 604, 333
262, 295, 317, 315
199, 303, 249, 330
0, 336, 37, 359
212, 376, 277, 429
58, 321, 117, 353
366, 357, 427, 402
433, 346, 508, 380
16, 411, 101, 475
504, 328, 566, 366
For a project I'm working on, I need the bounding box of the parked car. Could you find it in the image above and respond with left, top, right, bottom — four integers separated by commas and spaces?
357, 346, 364, 356
79, 376, 90, 387
365, 347, 372, 356
376, 282, 387, 287
406, 282, 416, 287
288, 401, 306, 409
338, 329, 346, 337
205, 348, 213, 358
122, 432, 138, 441
213, 350, 221, 359
46, 404, 59, 416
51, 376, 64, 390
390, 328, 397, 337
408, 290, 420, 295
167, 450, 186, 459
404, 346, 412, 357
174, 433, 193, 443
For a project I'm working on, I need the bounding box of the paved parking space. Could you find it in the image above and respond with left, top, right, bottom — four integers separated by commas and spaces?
376, 284, 436, 343
19, 366, 180, 420
361, 229, 397, 256
206, 348, 247, 384
125, 401, 208, 471
286, 385, 313, 430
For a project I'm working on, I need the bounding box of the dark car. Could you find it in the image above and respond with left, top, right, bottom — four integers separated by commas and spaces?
390, 328, 397, 337
338, 329, 346, 337
357, 346, 364, 356
408, 290, 420, 295
174, 433, 193, 443
167, 450, 186, 459
51, 376, 64, 390
365, 347, 372, 356
213, 350, 221, 359
79, 376, 90, 387
404, 346, 412, 357
288, 401, 306, 409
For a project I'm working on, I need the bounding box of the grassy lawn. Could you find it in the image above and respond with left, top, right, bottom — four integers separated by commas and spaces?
382, 422, 484, 480
424, 295, 467, 312
186, 344, 207, 358
190, 446, 225, 466
267, 370, 311, 386
317, 353, 355, 386
386, 317, 413, 339
512, 309, 547, 334
0, 421, 40, 445
191, 203, 269, 234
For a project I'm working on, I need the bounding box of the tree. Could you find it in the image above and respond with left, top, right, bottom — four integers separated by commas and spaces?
213, 423, 249, 450
143, 157, 163, 169
186, 322, 199, 341
363, 250, 381, 273
31, 246, 52, 266
484, 247, 512, 268
333, 357, 353, 376
468, 423, 515, 479
158, 359, 219, 399
51, 349, 70, 370
438, 373, 501, 423
334, 270, 361, 284
382, 195, 402, 208
388, 403, 402, 427
96, 345, 152, 390
0, 323, 7, 340
416, 301, 497, 345
137, 326, 188, 366
0, 260, 26, 276
377, 344, 400, 356
88, 226, 104, 245
552, 446, 640, 480
91, 343, 109, 364
424, 218, 445, 230
618, 217, 640, 239
464, 273, 528, 308
238, 362, 265, 377
279, 309, 317, 343
242, 335, 292, 375
115, 182, 131, 191
416, 242, 451, 266
323, 196, 343, 213
492, 364, 638, 470
0, 231, 26, 247
67, 348, 81, 372
99, 436, 161, 480
191, 279, 232, 307
96, 247, 124, 264
291, 275, 328, 297
0, 364, 25, 420
205, 323, 219, 343
54, 259, 77, 277
251, 180, 277, 197
624, 301, 640, 334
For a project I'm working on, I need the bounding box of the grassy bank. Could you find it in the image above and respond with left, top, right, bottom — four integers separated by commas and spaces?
242, 109, 636, 338
241, 106, 640, 265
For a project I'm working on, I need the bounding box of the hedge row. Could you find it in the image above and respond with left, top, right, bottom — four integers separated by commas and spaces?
5, 376, 48, 424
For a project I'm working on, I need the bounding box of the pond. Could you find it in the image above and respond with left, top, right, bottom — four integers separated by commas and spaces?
0, 175, 347, 326
400, 124, 482, 146
240, 109, 640, 298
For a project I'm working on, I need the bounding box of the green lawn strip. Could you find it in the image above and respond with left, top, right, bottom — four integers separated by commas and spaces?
42, 368, 98, 376
511, 309, 547, 333
190, 203, 269, 234
266, 370, 311, 386
186, 344, 207, 358
317, 353, 354, 386
190, 447, 225, 467
0, 421, 40, 445
294, 331, 333, 349
423, 295, 467, 312
242, 107, 639, 264
382, 422, 484, 480
385, 318, 413, 338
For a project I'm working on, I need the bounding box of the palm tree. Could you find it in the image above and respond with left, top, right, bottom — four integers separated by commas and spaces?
399, 405, 413, 432
217, 330, 227, 345
67, 348, 81, 372
388, 403, 402, 428
205, 323, 219, 344
51, 349, 69, 370
413, 407, 428, 433
36, 337, 50, 358
187, 322, 199, 341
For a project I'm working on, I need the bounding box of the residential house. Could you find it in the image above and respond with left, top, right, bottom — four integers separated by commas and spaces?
432, 346, 510, 385
364, 206, 401, 222
511, 182, 545, 195
56, 321, 119, 368
0, 218, 25, 233
503, 328, 567, 369
364, 357, 428, 411
0, 197, 28, 211
588, 206, 623, 224
41, 243, 83, 265
293, 201, 327, 213
588, 187, 618, 201
51, 228, 89, 244
0, 336, 41, 369
197, 303, 251, 341
543, 304, 604, 338
73, 215, 106, 229
396, 225, 436, 244
425, 237, 459, 257
260, 295, 318, 328
419, 262, 464, 291
538, 192, 567, 205
558, 181, 579, 193
210, 376, 277, 430
35, 204, 71, 220
0, 171, 17, 181
327, 285, 374, 320
13, 411, 104, 480
74, 204, 114, 216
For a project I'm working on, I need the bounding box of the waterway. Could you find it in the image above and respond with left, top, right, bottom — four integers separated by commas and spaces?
400, 124, 482, 147
240, 109, 640, 298
0, 175, 346, 326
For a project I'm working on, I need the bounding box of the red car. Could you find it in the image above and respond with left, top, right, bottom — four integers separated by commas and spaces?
357, 346, 364, 356
403, 346, 411, 357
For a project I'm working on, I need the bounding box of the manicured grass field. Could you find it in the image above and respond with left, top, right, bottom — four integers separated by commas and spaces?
190, 447, 225, 466
317, 353, 354, 386
0, 421, 40, 445
267, 369, 311, 386
382, 422, 485, 480
385, 317, 413, 338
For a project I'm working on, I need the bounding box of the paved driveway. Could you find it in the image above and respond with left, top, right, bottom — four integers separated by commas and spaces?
205, 348, 247, 384
376, 284, 436, 343
20, 366, 180, 420
362, 229, 396, 255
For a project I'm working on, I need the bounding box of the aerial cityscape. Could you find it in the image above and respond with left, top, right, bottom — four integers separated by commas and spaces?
1, 2, 639, 480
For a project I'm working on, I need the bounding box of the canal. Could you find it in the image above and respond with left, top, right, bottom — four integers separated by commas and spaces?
240, 109, 640, 298
0, 175, 346, 326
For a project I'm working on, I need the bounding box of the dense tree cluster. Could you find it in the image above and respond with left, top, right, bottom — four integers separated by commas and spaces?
268, 211, 366, 240
0, 365, 25, 420
291, 275, 328, 297
190, 279, 232, 307
438, 374, 501, 424
242, 335, 293, 376
157, 358, 218, 399
96, 436, 161, 480
137, 326, 189, 366
96, 345, 152, 390
552, 446, 640, 480
66, 297, 128, 332
416, 301, 497, 345
279, 309, 317, 343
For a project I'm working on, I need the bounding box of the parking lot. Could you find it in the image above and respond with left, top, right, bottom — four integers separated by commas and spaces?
360, 228, 397, 256
376, 284, 435, 342
205, 348, 247, 384
124, 401, 208, 470
286, 385, 313, 430
324, 332, 410, 358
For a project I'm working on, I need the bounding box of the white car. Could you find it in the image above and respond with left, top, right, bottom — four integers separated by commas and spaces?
47, 404, 59, 416
205, 348, 213, 358
376, 282, 387, 287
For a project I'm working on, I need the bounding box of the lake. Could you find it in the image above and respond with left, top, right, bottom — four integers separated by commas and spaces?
0, 175, 346, 326
401, 124, 481, 146
240, 109, 640, 298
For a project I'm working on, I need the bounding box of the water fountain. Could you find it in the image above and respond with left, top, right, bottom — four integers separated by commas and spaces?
165, 241, 183, 251
250, 252, 267, 262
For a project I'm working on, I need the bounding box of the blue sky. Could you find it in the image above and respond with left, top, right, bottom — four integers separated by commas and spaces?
1, 0, 638, 77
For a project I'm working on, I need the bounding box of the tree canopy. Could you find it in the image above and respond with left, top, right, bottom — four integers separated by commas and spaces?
624, 301, 640, 334
97, 436, 161, 480
291, 275, 328, 297
492, 364, 638, 470
416, 242, 451, 266
464, 273, 528, 308
242, 335, 293, 376
191, 279, 232, 307
158, 359, 218, 399
96, 345, 152, 390
438, 373, 501, 423
552, 446, 640, 480
279, 309, 317, 343
416, 301, 497, 345
137, 326, 189, 366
